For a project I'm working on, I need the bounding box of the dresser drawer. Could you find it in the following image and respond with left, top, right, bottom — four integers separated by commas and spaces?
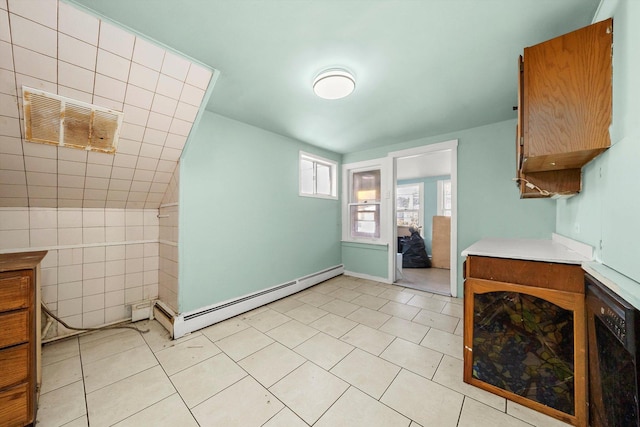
0, 311, 29, 349
0, 344, 29, 389
0, 274, 30, 312
0, 382, 29, 427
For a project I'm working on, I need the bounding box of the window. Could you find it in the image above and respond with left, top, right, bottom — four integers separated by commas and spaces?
299, 152, 337, 199
349, 169, 381, 238
437, 179, 452, 217
396, 183, 423, 227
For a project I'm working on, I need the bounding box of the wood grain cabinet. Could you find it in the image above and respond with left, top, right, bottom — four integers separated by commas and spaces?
0, 251, 47, 427
516, 18, 613, 198
463, 255, 587, 426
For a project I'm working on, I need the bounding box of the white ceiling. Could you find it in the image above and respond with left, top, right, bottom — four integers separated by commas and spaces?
69, 0, 600, 154
0, 0, 214, 208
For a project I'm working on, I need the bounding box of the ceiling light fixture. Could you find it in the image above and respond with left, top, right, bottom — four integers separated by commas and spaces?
313, 69, 355, 100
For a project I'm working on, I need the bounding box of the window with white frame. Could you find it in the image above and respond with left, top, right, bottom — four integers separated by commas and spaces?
349, 169, 381, 239
437, 179, 452, 217
299, 152, 337, 199
396, 183, 423, 228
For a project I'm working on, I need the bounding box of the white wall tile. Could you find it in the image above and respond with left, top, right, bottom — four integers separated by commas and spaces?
10, 14, 57, 57
30, 228, 57, 246
129, 63, 159, 92
145, 112, 171, 132
0, 10, 10, 42
40, 284, 57, 304
83, 278, 104, 297
105, 305, 128, 323
83, 226, 105, 244
1, 154, 25, 170
58, 298, 82, 317
95, 48, 131, 82
105, 226, 125, 242
25, 172, 54, 187
142, 128, 167, 146
0, 116, 21, 138
58, 281, 82, 301
58, 2, 99, 46
27, 186, 57, 199
94, 73, 126, 103
99, 21, 135, 59
122, 104, 149, 126
58, 247, 83, 266
87, 152, 114, 167
41, 249, 57, 267
58, 175, 85, 190
119, 122, 145, 141
85, 163, 111, 178
156, 74, 183, 100
57, 227, 82, 245
130, 180, 151, 193
14, 72, 57, 94
58, 147, 87, 163
0, 41, 13, 72
58, 161, 87, 178
24, 156, 56, 173
186, 63, 213, 90
125, 226, 143, 241
82, 210, 105, 227
125, 258, 143, 274
0, 229, 29, 249
125, 271, 143, 288
164, 133, 188, 150
124, 85, 154, 110
58, 61, 95, 93
8, 0, 57, 29
132, 169, 154, 182
0, 69, 17, 97
12, 46, 57, 82
58, 264, 82, 283
84, 177, 109, 190
138, 144, 162, 160
174, 102, 198, 123
0, 135, 23, 155
0, 209, 29, 230
110, 167, 135, 181
151, 94, 177, 116
57, 86, 92, 103
83, 309, 104, 328
29, 208, 57, 229
83, 261, 105, 280
169, 118, 192, 137
40, 266, 57, 286
59, 33, 97, 71
23, 141, 56, 159
108, 179, 132, 191
92, 95, 123, 112
132, 38, 164, 71
116, 138, 141, 156
125, 287, 142, 304
161, 52, 190, 81
179, 83, 205, 107
58, 199, 83, 208
160, 147, 181, 162
105, 274, 124, 292
83, 189, 108, 202
83, 246, 105, 263
105, 290, 124, 308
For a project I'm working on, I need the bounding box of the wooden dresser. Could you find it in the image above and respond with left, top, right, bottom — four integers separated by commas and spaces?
0, 251, 46, 427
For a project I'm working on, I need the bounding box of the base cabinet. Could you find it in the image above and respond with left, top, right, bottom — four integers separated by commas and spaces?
463, 255, 587, 426
0, 251, 47, 427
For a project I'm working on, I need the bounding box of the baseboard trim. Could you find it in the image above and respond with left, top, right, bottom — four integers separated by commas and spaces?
343, 270, 391, 284
171, 265, 344, 339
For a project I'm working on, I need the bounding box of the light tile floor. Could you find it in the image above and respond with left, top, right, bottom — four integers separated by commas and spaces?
37, 275, 571, 427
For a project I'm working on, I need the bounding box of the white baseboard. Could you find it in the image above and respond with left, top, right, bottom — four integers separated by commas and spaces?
343, 270, 391, 284
171, 265, 343, 339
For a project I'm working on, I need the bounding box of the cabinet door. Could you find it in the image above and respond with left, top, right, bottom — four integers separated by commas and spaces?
522, 18, 612, 173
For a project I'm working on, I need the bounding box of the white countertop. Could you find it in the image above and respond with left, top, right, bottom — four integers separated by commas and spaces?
583, 262, 640, 311
461, 234, 592, 265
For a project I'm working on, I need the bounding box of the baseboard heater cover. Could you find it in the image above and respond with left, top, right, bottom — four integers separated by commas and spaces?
172, 264, 343, 339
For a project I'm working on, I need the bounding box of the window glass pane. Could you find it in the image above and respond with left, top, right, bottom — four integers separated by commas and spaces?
352, 170, 381, 203
350, 204, 380, 238
316, 163, 331, 195
300, 158, 314, 194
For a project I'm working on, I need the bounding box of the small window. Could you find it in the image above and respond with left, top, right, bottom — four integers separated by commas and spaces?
437, 179, 452, 217
299, 152, 337, 199
349, 169, 381, 239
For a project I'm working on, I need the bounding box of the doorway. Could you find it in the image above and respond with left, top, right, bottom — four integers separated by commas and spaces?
387, 140, 457, 297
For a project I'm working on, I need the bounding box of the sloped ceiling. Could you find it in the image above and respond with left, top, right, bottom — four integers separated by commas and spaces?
0, 0, 214, 209
69, 0, 600, 154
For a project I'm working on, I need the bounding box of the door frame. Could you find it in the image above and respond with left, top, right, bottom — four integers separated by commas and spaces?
387, 139, 458, 297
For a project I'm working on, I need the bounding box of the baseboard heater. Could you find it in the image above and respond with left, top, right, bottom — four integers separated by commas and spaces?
172, 264, 343, 339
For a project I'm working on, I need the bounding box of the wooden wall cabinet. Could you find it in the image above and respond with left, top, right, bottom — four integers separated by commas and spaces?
0, 251, 46, 427
463, 255, 587, 426
516, 18, 612, 198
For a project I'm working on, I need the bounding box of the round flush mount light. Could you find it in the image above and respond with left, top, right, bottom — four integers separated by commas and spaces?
313, 69, 355, 100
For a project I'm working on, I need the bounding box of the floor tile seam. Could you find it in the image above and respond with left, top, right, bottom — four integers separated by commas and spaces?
375, 367, 417, 423
159, 347, 227, 377
266, 325, 320, 350
290, 340, 356, 371
83, 362, 163, 398
76, 338, 90, 425
302, 384, 351, 426
41, 352, 81, 368
176, 366, 250, 410
379, 348, 444, 382
80, 340, 151, 367
237, 350, 306, 389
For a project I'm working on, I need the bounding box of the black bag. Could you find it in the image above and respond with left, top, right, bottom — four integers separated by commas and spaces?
401, 231, 431, 268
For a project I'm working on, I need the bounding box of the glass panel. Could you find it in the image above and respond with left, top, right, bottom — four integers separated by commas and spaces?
300, 158, 314, 194
594, 316, 639, 426
350, 204, 380, 238
472, 291, 575, 415
352, 170, 381, 203
316, 162, 331, 195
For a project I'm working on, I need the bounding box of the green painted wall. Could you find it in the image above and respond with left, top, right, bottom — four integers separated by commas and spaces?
178, 112, 342, 313
342, 242, 388, 278
344, 119, 557, 296
557, 0, 640, 284
398, 175, 450, 255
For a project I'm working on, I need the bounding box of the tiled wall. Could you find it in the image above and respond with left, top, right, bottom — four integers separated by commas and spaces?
0, 0, 213, 209
0, 206, 159, 338
158, 165, 179, 312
